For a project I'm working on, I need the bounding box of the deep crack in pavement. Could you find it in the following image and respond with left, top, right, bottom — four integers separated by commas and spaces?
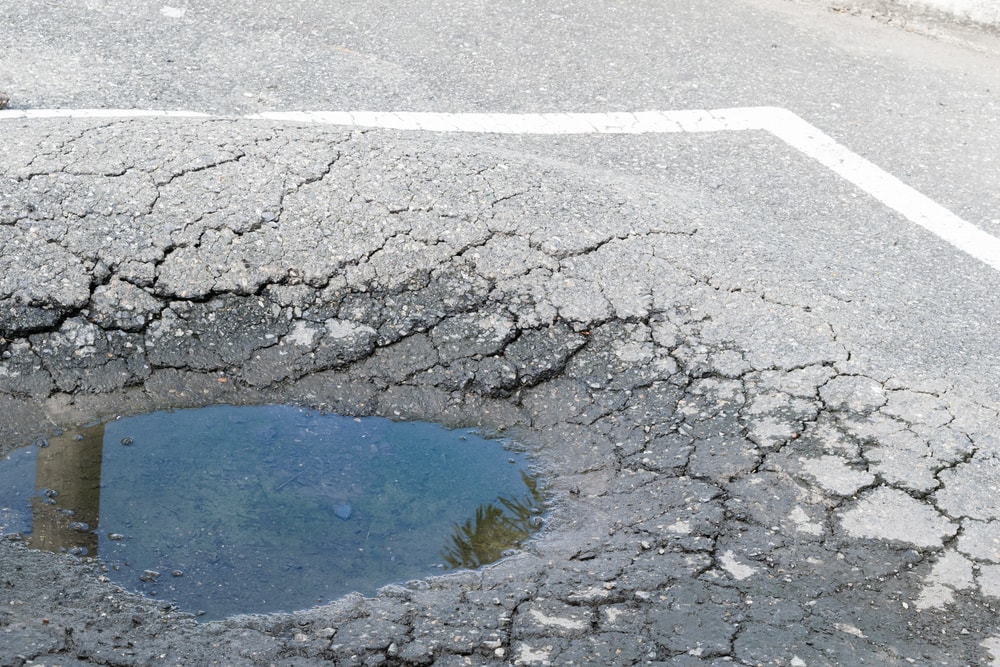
2, 118, 999, 665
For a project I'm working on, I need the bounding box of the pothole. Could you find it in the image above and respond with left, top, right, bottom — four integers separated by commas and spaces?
0, 404, 546, 620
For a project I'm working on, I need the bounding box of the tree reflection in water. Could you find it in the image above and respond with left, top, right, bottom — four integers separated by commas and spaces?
441, 470, 546, 569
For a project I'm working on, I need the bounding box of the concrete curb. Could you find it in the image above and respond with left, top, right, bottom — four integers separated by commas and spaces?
900, 0, 999, 27
806, 0, 1000, 30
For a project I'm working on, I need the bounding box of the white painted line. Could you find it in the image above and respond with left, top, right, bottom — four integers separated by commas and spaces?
762, 107, 1000, 273
2, 106, 999, 272
0, 109, 210, 119
244, 109, 759, 134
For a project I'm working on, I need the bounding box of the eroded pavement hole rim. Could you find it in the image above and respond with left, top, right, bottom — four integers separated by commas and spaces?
0, 403, 547, 620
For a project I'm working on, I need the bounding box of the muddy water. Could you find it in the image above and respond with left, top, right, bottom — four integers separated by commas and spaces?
0, 405, 544, 619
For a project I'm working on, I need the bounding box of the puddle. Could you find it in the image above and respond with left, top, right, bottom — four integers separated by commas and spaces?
0, 405, 545, 619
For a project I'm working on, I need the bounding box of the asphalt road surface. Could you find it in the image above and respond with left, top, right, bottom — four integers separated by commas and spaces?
2, 1, 1000, 665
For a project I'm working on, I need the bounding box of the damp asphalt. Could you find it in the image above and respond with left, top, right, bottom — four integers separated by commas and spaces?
3, 1, 1000, 666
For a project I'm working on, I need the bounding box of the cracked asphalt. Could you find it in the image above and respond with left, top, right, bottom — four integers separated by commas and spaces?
3, 1, 1000, 666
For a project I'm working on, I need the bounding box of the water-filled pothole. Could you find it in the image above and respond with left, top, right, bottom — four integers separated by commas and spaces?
0, 405, 545, 619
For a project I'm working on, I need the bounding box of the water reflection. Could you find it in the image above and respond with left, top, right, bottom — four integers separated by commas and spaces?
28, 424, 104, 556
442, 471, 545, 569
0, 406, 546, 619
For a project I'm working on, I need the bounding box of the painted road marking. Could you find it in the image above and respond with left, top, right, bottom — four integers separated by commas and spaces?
3, 106, 999, 273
